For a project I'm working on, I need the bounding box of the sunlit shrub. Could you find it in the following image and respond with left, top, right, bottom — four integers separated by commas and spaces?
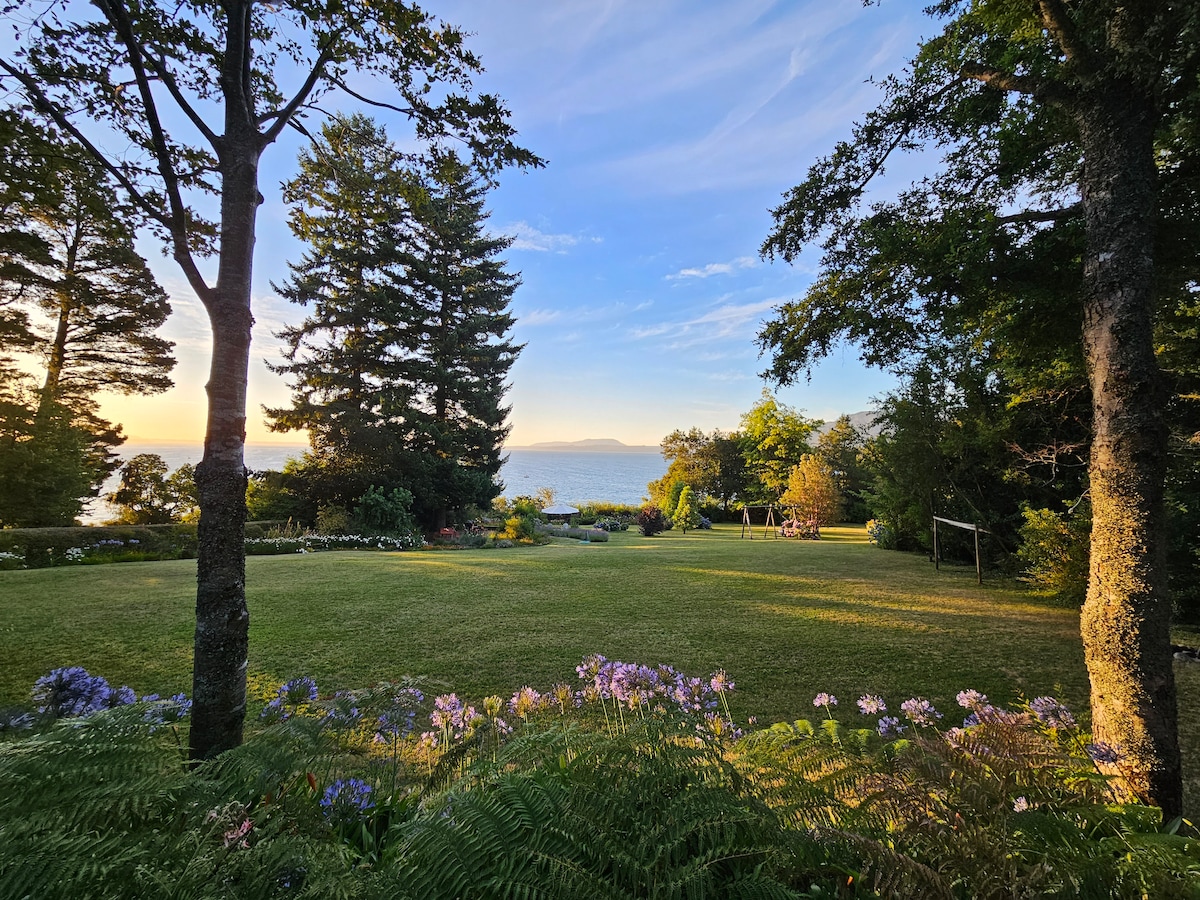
1017, 504, 1090, 605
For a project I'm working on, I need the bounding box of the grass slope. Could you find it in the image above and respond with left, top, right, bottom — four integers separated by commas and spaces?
2, 523, 1196, 810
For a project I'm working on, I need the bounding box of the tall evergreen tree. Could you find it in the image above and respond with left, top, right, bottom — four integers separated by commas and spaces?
268, 118, 520, 529
400, 149, 522, 528
0, 117, 174, 517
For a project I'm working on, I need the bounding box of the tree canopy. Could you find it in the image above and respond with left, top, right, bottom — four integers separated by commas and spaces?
1, 0, 540, 759
759, 0, 1200, 814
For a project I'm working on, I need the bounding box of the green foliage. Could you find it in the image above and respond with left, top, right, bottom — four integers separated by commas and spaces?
780, 455, 843, 535
499, 513, 540, 543
739, 390, 821, 501
0, 391, 112, 527
673, 485, 703, 533
107, 454, 198, 525
352, 485, 417, 537
315, 504, 351, 537
267, 119, 521, 531
4, 673, 1199, 899
1018, 505, 1091, 606
0, 524, 196, 568
245, 470, 308, 523
815, 416, 871, 523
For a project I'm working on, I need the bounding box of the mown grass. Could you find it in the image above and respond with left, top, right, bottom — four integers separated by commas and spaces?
3, 522, 1197, 810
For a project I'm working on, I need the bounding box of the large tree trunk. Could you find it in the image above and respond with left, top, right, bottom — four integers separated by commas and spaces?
1076, 79, 1182, 816
189, 6, 259, 759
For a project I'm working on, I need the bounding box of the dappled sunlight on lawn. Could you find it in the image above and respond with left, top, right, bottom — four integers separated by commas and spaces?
749, 600, 956, 634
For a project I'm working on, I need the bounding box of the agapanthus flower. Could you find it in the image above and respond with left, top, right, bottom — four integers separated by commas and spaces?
279, 677, 318, 706
32, 667, 135, 718
509, 686, 543, 719
813, 693, 838, 709
1012, 796, 1030, 813
1086, 741, 1120, 764
955, 690, 989, 710
0, 711, 34, 732
319, 778, 374, 827
900, 698, 942, 727
877, 716, 906, 737
143, 693, 192, 728
857, 694, 886, 715
709, 670, 734, 694
375, 707, 412, 738
1029, 696, 1075, 729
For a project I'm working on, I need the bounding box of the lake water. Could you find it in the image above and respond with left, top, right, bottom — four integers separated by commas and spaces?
87, 443, 665, 521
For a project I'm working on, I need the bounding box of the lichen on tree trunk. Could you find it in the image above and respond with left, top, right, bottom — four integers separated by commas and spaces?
1075, 79, 1182, 817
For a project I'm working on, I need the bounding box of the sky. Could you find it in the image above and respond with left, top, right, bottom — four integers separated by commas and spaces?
92, 0, 935, 447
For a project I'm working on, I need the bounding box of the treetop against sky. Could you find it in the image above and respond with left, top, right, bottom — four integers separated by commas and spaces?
69, 0, 925, 446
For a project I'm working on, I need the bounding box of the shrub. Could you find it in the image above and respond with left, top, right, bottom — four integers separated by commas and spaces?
542, 525, 610, 542
0, 524, 198, 568
865, 518, 897, 550
315, 503, 351, 536
1017, 504, 1090, 605
499, 513, 540, 543
351, 485, 417, 537
636, 504, 666, 536
3, 663, 1197, 899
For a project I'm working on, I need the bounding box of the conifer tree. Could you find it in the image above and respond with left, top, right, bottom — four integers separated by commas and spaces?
269, 118, 521, 529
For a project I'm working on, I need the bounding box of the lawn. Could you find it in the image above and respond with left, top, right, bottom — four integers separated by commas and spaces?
3, 522, 1197, 810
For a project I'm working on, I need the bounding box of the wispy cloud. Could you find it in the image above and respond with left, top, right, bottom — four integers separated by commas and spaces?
521, 308, 564, 326
501, 221, 598, 253
668, 255, 759, 280
630, 297, 779, 350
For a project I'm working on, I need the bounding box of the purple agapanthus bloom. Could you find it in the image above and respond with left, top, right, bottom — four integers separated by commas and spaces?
900, 698, 942, 727
857, 694, 886, 715
1086, 741, 1121, 764
279, 677, 319, 706
320, 778, 375, 826
32, 667, 135, 718
0, 711, 34, 732
509, 686, 543, 719
1029, 696, 1075, 729
1012, 796, 1030, 812
709, 670, 734, 694
813, 693, 838, 709
143, 693, 192, 728
374, 707, 411, 738
877, 716, 906, 737
955, 690, 989, 711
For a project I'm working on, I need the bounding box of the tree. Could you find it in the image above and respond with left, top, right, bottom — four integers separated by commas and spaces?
738, 390, 820, 501
0, 379, 101, 527
759, 0, 1198, 813
658, 427, 748, 512
672, 486, 702, 534
780, 455, 842, 538
267, 119, 522, 530
815, 415, 870, 523
16, 141, 174, 413
0, 114, 173, 514
108, 454, 198, 524
1, 0, 539, 759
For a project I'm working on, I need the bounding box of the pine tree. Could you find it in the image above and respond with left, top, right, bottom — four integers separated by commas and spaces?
269, 118, 521, 530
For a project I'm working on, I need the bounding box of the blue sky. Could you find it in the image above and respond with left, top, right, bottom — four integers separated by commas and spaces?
98, 0, 933, 446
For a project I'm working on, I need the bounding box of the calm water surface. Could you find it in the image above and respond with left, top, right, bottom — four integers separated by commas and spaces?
88, 443, 665, 520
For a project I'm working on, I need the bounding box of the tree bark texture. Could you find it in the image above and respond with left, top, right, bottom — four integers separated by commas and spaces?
1075, 79, 1182, 816
188, 5, 258, 759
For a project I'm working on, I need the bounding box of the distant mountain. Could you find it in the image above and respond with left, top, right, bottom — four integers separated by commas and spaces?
814, 410, 883, 439
509, 438, 661, 453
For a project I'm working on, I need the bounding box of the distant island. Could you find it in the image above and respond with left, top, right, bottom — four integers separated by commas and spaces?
507, 438, 661, 453
508, 412, 880, 453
